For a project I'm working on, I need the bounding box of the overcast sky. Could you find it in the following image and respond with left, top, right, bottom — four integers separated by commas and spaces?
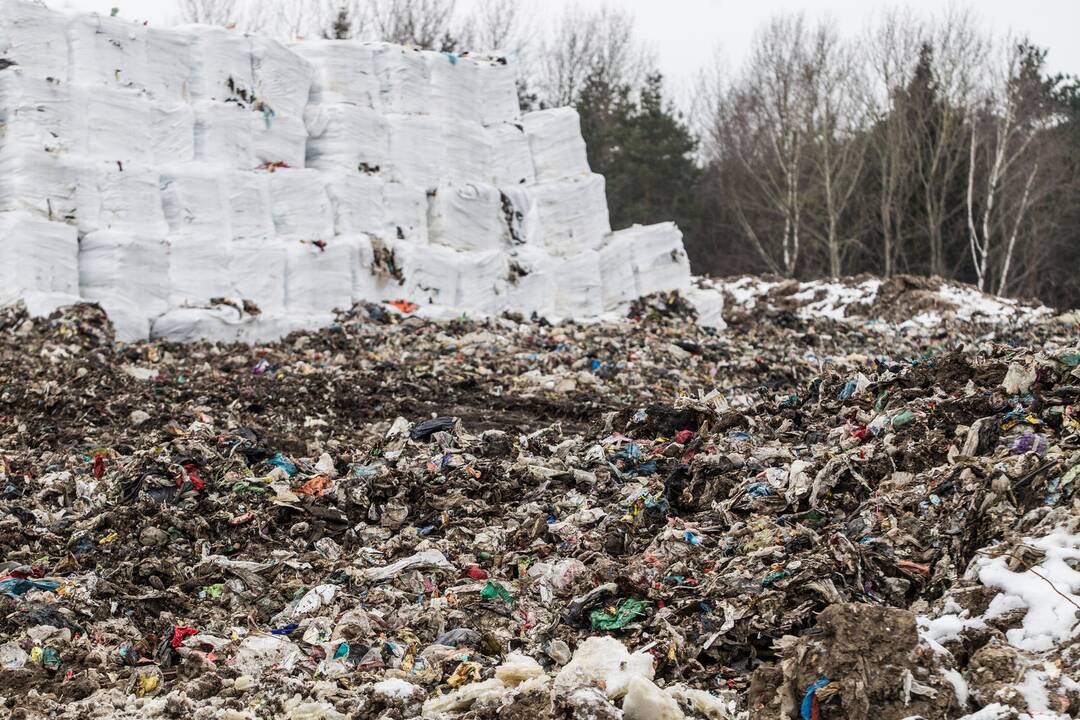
60, 0, 1079, 98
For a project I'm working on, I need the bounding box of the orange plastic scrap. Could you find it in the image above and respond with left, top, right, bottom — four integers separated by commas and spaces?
296, 474, 331, 497
896, 560, 931, 577
388, 299, 419, 314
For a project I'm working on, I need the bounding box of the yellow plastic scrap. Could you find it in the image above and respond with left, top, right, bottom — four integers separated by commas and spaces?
98, 531, 119, 545
137, 672, 159, 697
448, 660, 482, 688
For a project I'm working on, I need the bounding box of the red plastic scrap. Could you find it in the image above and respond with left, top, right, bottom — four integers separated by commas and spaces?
674, 430, 695, 444
296, 474, 331, 497
179, 463, 206, 491
93, 454, 105, 480
464, 565, 488, 581
388, 299, 419, 314
170, 626, 199, 648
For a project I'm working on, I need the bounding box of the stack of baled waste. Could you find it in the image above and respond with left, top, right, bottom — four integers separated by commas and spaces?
0, 0, 723, 342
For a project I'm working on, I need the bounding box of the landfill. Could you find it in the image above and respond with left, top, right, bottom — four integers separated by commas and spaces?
0, 276, 1076, 720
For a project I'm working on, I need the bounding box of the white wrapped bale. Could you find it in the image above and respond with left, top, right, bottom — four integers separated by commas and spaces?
151, 306, 313, 344
252, 36, 314, 119
160, 165, 229, 242
79, 230, 170, 316
387, 114, 447, 189
428, 182, 505, 252
291, 40, 381, 109
374, 44, 432, 115
145, 27, 195, 103
152, 102, 196, 165
187, 25, 254, 104
0, 211, 78, 299
552, 248, 603, 318
67, 13, 148, 90
284, 238, 355, 314
325, 172, 387, 236
489, 122, 535, 187
303, 103, 390, 172
445, 118, 493, 184
344, 233, 379, 302
75, 86, 154, 166
456, 249, 510, 313
384, 182, 429, 243
474, 55, 520, 126
378, 240, 460, 307
76, 165, 168, 237
90, 293, 150, 341
427, 52, 480, 122
0, 72, 73, 152
0, 148, 79, 222
167, 234, 232, 307
253, 115, 307, 168
523, 108, 590, 182
615, 222, 692, 297
267, 169, 334, 240
598, 234, 640, 310
231, 239, 285, 311
506, 264, 556, 318
193, 101, 255, 168
227, 171, 275, 242
500, 186, 542, 247
0, 0, 68, 79
529, 174, 610, 256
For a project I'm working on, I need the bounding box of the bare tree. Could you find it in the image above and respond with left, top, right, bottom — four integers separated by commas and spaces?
459, 0, 530, 52
369, 0, 458, 49
175, 0, 241, 26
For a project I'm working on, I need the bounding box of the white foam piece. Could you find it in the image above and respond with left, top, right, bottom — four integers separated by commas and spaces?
227, 171, 275, 242
0, 0, 69, 79
267, 168, 334, 240
325, 172, 387, 236
79, 230, 169, 316
489, 122, 536, 187
553, 248, 604, 318
74, 86, 154, 167
303, 103, 390, 172
284, 238, 355, 314
145, 27, 195, 103
253, 114, 308, 169
67, 13, 148, 90
152, 101, 196, 165
428, 182, 505, 252
0, 211, 78, 300
75, 164, 168, 237
186, 24, 254, 104
0, 71, 74, 152
251, 36, 314, 119
193, 101, 256, 168
384, 182, 429, 243
387, 113, 447, 189
0, 147, 79, 222
373, 44, 432, 115
523, 108, 590, 182
291, 40, 381, 109
529, 174, 610, 256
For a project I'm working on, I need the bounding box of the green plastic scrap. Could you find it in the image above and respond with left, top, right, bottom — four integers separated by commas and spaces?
589, 598, 649, 630
480, 581, 514, 605
200, 583, 225, 599
762, 570, 791, 587
891, 409, 915, 429
1057, 352, 1080, 368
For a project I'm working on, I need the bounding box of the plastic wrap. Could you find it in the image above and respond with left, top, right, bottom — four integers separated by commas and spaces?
253, 115, 308, 169
500, 186, 542, 247
268, 169, 334, 240
344, 233, 379, 302
152, 102, 196, 165
303, 103, 390, 172
529, 174, 610, 256
325, 173, 387, 236
227, 171, 275, 242
67, 14, 148, 90
380, 240, 460, 307
428, 182, 505, 252
552, 248, 603, 318
75, 86, 154, 166
456, 249, 509, 313
445, 118, 493, 185
145, 27, 195, 103
194, 101, 256, 168
374, 44, 431, 115
523, 108, 590, 182
427, 52, 480, 122
79, 230, 170, 316
231, 239, 285, 311
387, 113, 447, 189
383, 182, 429, 243
251, 36, 314, 119
489, 122, 536, 187
0, 148, 79, 222
0, 0, 68, 79
0, 211, 78, 299
76, 165, 168, 237
284, 238, 355, 314
160, 165, 229, 242
186, 25, 254, 104
0, 71, 73, 153
616, 223, 692, 297
598, 233, 640, 310
291, 41, 381, 109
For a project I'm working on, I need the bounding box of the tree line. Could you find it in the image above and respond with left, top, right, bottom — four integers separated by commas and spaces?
175, 1, 1080, 308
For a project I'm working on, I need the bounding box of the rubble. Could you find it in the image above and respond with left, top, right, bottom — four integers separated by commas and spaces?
0, 285, 1077, 719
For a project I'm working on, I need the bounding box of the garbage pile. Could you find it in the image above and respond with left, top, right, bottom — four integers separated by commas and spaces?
0, 294, 1077, 719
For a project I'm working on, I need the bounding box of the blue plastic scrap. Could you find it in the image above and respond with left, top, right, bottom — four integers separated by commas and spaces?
800, 677, 831, 720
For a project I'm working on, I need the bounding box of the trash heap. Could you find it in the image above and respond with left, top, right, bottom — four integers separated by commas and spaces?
0, 0, 719, 343
0, 288, 1076, 719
